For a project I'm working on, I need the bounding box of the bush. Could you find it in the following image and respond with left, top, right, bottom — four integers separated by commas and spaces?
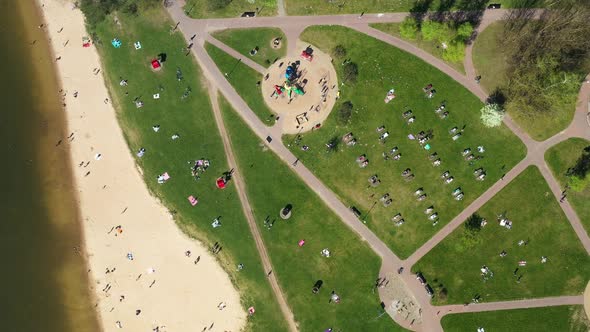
442, 41, 465, 62
80, 0, 160, 28
568, 175, 590, 192
207, 0, 232, 11
332, 44, 347, 59
337, 101, 353, 125
456, 22, 473, 41
399, 17, 419, 40
343, 62, 358, 83
480, 103, 505, 127
464, 213, 483, 233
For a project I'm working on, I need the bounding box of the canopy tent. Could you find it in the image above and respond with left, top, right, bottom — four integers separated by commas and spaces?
151, 59, 161, 70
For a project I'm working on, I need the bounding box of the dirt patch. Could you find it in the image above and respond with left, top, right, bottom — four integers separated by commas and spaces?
261, 40, 338, 134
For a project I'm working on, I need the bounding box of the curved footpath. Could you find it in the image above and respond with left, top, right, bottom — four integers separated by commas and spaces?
167, 1, 590, 331
40, 1, 244, 331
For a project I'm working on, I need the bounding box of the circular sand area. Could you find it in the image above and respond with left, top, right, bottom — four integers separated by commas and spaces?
262, 40, 338, 134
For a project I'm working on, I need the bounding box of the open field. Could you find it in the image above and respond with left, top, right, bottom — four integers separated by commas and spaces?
219, 96, 407, 331
205, 42, 276, 123
413, 166, 590, 305
285, 25, 526, 258
442, 305, 590, 332
212, 28, 287, 68
183, 0, 277, 18
370, 23, 466, 74
545, 138, 590, 236
92, 9, 287, 331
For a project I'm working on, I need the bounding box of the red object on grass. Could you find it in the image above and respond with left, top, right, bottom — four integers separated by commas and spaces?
151, 59, 161, 69
216, 177, 226, 189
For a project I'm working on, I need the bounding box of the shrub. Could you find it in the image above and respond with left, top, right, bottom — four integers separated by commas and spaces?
399, 17, 419, 40
480, 103, 505, 127
464, 213, 483, 233
456, 22, 473, 41
442, 41, 465, 62
343, 62, 358, 83
337, 101, 353, 125
568, 175, 590, 192
332, 44, 347, 59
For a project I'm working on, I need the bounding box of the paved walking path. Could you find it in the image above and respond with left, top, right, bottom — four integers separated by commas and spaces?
207, 87, 298, 332
166, 2, 590, 330
205, 35, 266, 74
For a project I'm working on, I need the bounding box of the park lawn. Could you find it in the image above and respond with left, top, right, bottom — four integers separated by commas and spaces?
370, 23, 466, 74
472, 21, 508, 93
284, 0, 541, 15
413, 166, 590, 305
442, 305, 590, 332
205, 42, 276, 124
183, 0, 277, 18
287, 25, 526, 259
92, 9, 287, 331
219, 96, 407, 331
212, 28, 287, 68
545, 138, 590, 235
472, 21, 575, 141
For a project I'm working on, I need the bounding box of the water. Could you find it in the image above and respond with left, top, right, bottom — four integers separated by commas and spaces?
0, 2, 100, 331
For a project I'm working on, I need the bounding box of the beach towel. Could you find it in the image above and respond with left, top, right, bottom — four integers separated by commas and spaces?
188, 195, 198, 206
298, 239, 306, 247
134, 41, 142, 50
162, 172, 170, 180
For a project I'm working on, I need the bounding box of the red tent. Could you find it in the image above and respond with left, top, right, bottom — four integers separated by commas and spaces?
216, 177, 226, 189
151, 59, 161, 69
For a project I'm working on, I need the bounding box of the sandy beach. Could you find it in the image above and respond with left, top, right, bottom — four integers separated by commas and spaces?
37, 0, 245, 331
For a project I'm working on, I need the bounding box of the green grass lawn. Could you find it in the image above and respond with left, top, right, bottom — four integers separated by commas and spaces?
285, 0, 542, 15
183, 0, 277, 18
472, 21, 576, 141
219, 96, 407, 331
545, 138, 590, 235
286, 25, 526, 259
442, 305, 590, 332
413, 166, 590, 305
211, 28, 287, 68
370, 23, 466, 74
91, 9, 287, 331
472, 21, 508, 93
205, 42, 276, 124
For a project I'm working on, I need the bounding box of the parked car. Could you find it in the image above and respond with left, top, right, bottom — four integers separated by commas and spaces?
425, 284, 434, 297
416, 272, 426, 285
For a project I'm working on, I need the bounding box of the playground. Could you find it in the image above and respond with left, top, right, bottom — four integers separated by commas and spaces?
262, 40, 338, 134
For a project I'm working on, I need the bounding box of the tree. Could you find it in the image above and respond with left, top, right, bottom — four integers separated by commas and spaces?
343, 62, 359, 84
337, 101, 353, 125
421, 20, 444, 41
456, 22, 473, 41
480, 103, 505, 127
399, 17, 419, 40
566, 147, 590, 179
465, 213, 483, 233
442, 41, 465, 62
332, 45, 347, 59
207, 0, 232, 11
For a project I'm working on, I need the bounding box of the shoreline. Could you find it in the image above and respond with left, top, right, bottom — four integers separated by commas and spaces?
37, 1, 245, 331
28, 1, 105, 330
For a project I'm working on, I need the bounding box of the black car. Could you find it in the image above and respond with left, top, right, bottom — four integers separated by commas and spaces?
425, 284, 434, 297
416, 272, 426, 285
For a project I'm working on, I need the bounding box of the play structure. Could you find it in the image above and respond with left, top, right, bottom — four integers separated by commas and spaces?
261, 40, 339, 134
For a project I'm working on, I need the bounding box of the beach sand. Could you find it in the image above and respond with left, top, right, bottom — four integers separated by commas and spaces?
37, 0, 245, 331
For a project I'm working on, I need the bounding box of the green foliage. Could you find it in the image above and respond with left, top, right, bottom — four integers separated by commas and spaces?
337, 101, 353, 125
456, 22, 473, 41
343, 62, 359, 83
332, 44, 347, 58
442, 41, 465, 63
207, 0, 232, 11
464, 213, 483, 233
566, 146, 590, 178
421, 20, 444, 41
399, 17, 418, 40
480, 103, 505, 127
568, 175, 590, 192
80, 0, 160, 28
